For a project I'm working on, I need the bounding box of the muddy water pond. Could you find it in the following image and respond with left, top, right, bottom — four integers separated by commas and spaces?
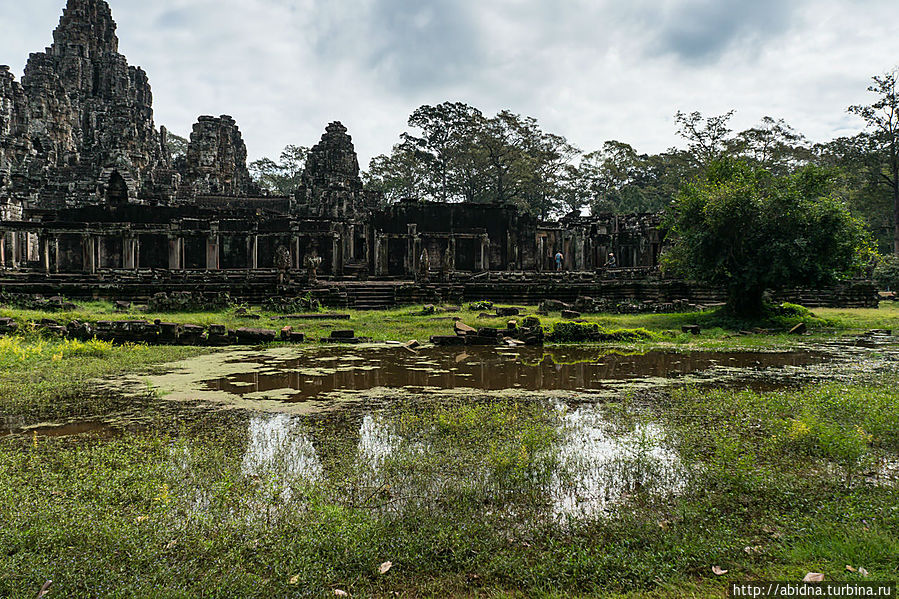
199, 344, 832, 404
7, 340, 898, 521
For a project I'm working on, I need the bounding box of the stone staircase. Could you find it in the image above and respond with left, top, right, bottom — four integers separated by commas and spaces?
345, 283, 398, 310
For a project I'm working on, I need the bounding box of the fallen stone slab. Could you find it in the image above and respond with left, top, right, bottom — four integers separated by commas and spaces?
321, 336, 373, 344
540, 299, 571, 312
454, 321, 476, 336
179, 324, 205, 344
521, 316, 541, 328
561, 310, 581, 319
272, 313, 351, 320
466, 335, 501, 346
330, 329, 356, 339
430, 335, 466, 346
236, 327, 278, 344
681, 325, 701, 335
495, 307, 520, 317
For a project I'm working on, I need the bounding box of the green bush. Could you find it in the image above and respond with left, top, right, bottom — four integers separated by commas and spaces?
873, 255, 899, 291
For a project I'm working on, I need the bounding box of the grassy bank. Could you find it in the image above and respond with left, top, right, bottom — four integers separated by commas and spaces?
0, 335, 205, 421
2, 300, 898, 349
1, 380, 897, 597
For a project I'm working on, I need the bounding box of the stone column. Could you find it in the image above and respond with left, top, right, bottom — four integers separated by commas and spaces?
123, 235, 136, 269
52, 236, 59, 273
168, 236, 183, 270
0, 232, 6, 269
206, 235, 219, 270
373, 233, 383, 277
332, 235, 341, 277
406, 224, 417, 277
479, 234, 490, 272
41, 235, 50, 273
248, 235, 258, 269
293, 236, 301, 269
9, 232, 18, 269
412, 235, 422, 280
346, 224, 355, 260
82, 235, 96, 274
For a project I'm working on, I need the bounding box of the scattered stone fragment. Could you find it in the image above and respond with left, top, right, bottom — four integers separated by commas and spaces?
454, 321, 476, 336
560, 310, 581, 319
681, 325, 701, 335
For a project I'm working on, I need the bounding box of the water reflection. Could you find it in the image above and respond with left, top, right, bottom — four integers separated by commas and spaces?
242, 413, 321, 483
236, 402, 688, 519
204, 346, 826, 403
553, 406, 685, 519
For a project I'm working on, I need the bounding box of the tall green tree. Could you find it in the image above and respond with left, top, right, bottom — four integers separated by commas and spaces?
362, 147, 429, 204
674, 110, 735, 169
663, 160, 872, 316
849, 70, 899, 255
249, 145, 308, 195
728, 116, 811, 175
401, 102, 485, 203
814, 134, 894, 253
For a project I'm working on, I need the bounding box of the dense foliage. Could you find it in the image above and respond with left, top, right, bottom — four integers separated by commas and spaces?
246, 70, 899, 256
662, 160, 872, 315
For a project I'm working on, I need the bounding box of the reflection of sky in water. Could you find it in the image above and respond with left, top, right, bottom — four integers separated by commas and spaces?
235, 405, 687, 520
552, 406, 685, 520
242, 413, 322, 489
357, 413, 396, 467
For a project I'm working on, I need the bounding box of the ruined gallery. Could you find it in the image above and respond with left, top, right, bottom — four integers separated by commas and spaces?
0, 0, 871, 308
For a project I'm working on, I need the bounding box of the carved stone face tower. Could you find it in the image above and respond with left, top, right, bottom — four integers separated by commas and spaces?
295, 122, 366, 218
14, 0, 169, 207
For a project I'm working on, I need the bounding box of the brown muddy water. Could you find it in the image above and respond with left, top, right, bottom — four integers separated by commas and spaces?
201, 345, 830, 404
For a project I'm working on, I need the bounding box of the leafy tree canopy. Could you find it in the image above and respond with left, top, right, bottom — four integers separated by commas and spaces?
662, 159, 873, 316
249, 145, 308, 195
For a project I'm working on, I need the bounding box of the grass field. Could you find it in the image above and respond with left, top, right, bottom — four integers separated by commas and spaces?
0, 302, 897, 597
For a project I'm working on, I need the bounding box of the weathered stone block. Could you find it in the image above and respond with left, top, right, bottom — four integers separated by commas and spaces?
454, 321, 476, 336
430, 335, 466, 346
236, 327, 277, 344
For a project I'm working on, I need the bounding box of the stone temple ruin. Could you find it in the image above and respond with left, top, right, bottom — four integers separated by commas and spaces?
0, 0, 875, 309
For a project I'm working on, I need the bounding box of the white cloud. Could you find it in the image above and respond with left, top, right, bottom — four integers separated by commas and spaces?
1, 0, 897, 166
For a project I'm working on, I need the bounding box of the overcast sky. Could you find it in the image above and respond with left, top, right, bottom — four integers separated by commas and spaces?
2, 0, 897, 167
